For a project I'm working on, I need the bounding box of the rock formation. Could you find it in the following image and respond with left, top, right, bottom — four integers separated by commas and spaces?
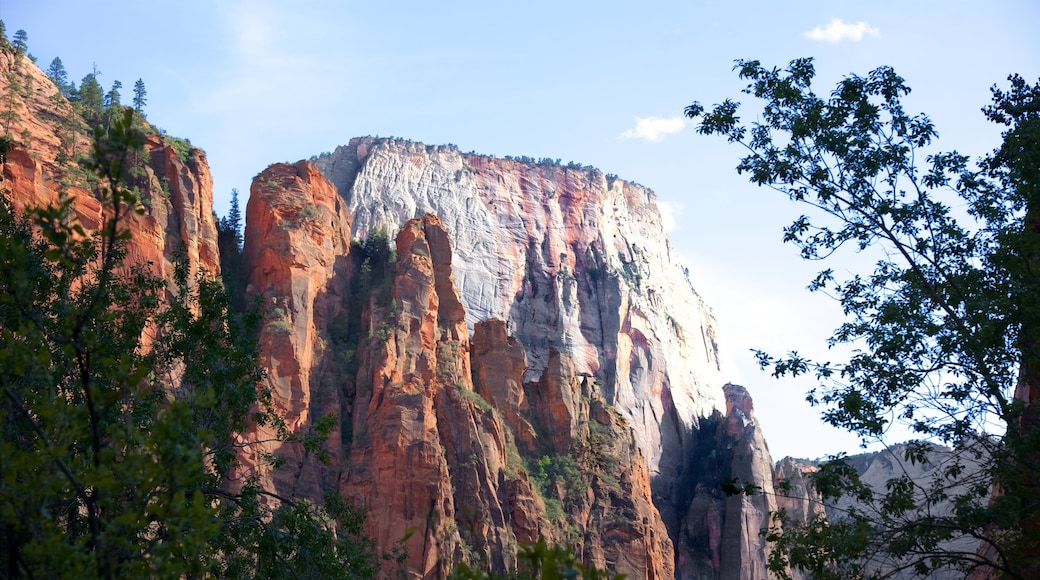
312, 139, 789, 578
773, 457, 826, 529
665, 384, 778, 579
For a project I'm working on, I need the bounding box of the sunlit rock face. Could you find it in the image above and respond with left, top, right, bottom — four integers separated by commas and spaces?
314, 137, 728, 481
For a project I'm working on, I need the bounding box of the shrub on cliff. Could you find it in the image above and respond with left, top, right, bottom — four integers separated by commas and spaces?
0, 110, 377, 578
689, 60, 1040, 579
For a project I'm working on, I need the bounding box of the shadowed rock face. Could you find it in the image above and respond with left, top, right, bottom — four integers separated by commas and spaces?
668, 384, 778, 580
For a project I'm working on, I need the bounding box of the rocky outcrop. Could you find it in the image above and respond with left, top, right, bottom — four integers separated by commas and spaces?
243, 160, 353, 431
773, 458, 826, 528
668, 384, 778, 579
240, 160, 354, 499
0, 49, 220, 288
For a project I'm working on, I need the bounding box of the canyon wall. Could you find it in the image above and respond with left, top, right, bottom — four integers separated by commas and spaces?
309, 139, 785, 578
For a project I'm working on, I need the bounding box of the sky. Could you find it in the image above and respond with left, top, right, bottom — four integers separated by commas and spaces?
3, 0, 1038, 460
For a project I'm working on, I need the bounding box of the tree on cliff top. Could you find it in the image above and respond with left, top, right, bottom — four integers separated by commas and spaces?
687, 60, 1040, 578
132, 78, 146, 114
0, 110, 378, 578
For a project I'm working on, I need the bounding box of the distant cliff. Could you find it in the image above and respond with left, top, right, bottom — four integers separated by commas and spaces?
306, 139, 786, 577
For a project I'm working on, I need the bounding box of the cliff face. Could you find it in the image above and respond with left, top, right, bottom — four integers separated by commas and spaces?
0, 50, 220, 289
241, 189, 674, 577
773, 458, 826, 529
314, 138, 727, 487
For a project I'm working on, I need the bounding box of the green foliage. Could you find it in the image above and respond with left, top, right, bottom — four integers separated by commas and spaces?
689, 59, 1040, 579
530, 455, 587, 511
450, 537, 624, 580
46, 57, 72, 97
217, 188, 246, 311
104, 80, 122, 109
11, 30, 27, 55
164, 133, 192, 162
456, 384, 493, 412
0, 109, 377, 578
77, 72, 104, 123
1, 71, 23, 136
265, 318, 293, 334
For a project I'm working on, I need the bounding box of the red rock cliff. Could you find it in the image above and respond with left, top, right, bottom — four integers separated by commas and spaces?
0, 49, 219, 291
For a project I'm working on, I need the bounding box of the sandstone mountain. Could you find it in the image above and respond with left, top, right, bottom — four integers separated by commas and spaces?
2, 49, 796, 578
241, 162, 675, 577
302, 138, 787, 577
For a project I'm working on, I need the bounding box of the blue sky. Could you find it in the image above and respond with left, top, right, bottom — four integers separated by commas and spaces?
4, 0, 1038, 459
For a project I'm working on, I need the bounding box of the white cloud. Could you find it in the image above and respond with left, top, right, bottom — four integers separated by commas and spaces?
804, 19, 880, 43
657, 200, 683, 232
619, 116, 686, 142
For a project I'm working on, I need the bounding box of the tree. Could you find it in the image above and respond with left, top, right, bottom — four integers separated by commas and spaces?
77, 72, 104, 123
104, 80, 122, 109
46, 57, 71, 97
0, 109, 378, 578
11, 30, 26, 55
132, 78, 146, 113
217, 188, 246, 311
687, 59, 1040, 579
0, 72, 22, 136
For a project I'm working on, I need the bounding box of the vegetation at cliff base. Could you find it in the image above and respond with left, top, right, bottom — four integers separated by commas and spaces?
688, 59, 1040, 579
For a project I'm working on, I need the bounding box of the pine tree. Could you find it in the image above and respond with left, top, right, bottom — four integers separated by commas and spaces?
104, 80, 122, 109
217, 188, 246, 312
132, 78, 146, 113
1, 71, 23, 136
46, 57, 70, 96
11, 30, 26, 55
77, 73, 104, 123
